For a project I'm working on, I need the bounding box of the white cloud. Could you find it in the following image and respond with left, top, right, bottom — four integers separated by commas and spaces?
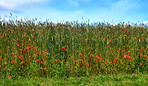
0, 0, 43, 9
67, 0, 79, 6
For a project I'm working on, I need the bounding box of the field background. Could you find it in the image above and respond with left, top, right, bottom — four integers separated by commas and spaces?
0, 18, 148, 85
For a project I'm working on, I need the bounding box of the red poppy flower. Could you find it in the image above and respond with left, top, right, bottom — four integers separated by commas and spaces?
140, 54, 143, 57
87, 63, 89, 66
113, 60, 115, 63
8, 76, 11, 78
51, 50, 53, 53
1, 36, 3, 38
21, 61, 24, 64
43, 58, 46, 60
33, 47, 36, 49
140, 63, 142, 65
68, 41, 70, 43
8, 29, 10, 31
74, 60, 77, 63
33, 34, 36, 37
11, 52, 14, 55
110, 50, 112, 52
37, 52, 40, 54
105, 61, 107, 63
34, 54, 37, 56
11, 60, 14, 63
19, 25, 22, 27
45, 50, 47, 53
41, 62, 43, 64
115, 58, 118, 61
117, 50, 120, 52
17, 56, 20, 58
109, 39, 112, 43
55, 58, 59, 62
79, 53, 82, 56
127, 51, 130, 53
62, 47, 65, 50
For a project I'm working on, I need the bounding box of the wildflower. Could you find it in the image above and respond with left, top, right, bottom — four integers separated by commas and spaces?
19, 25, 22, 27
128, 57, 131, 60
79, 53, 82, 56
62, 47, 65, 50
117, 50, 120, 52
71, 27, 73, 29
43, 58, 46, 60
11, 60, 14, 63
144, 55, 147, 57
19, 49, 23, 51
142, 48, 145, 50
17, 56, 20, 58
37, 52, 40, 54
143, 59, 146, 61
133, 58, 135, 60
1, 36, 3, 38
8, 29, 10, 31
17, 43, 19, 46
41, 62, 43, 64
140, 54, 143, 57
105, 61, 107, 63
68, 41, 70, 43
45, 50, 48, 53
123, 50, 126, 53
51, 50, 53, 53
113, 60, 115, 63
15, 52, 17, 54
87, 63, 89, 66
23, 49, 26, 52
24, 33, 27, 35
11, 52, 14, 55
68, 55, 70, 57
33, 47, 36, 49
110, 50, 112, 52
96, 54, 99, 58
33, 34, 36, 37
115, 58, 118, 61
21, 61, 24, 64
140, 63, 142, 65
83, 39, 86, 41
127, 51, 130, 53
8, 76, 11, 78
90, 54, 94, 57
55, 58, 59, 62
109, 39, 112, 43
74, 60, 77, 63
23, 39, 25, 42
34, 54, 37, 56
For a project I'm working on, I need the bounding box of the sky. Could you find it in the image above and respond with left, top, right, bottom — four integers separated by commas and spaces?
0, 0, 148, 23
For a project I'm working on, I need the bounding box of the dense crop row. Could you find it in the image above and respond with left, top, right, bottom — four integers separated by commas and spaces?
0, 18, 147, 79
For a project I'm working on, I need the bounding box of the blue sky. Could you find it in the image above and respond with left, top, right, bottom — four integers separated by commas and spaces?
0, 0, 148, 23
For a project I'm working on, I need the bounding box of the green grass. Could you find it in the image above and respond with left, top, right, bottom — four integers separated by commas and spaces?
0, 73, 148, 86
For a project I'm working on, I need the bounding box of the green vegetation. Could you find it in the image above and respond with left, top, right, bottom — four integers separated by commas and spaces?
0, 16, 147, 85
0, 73, 148, 86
